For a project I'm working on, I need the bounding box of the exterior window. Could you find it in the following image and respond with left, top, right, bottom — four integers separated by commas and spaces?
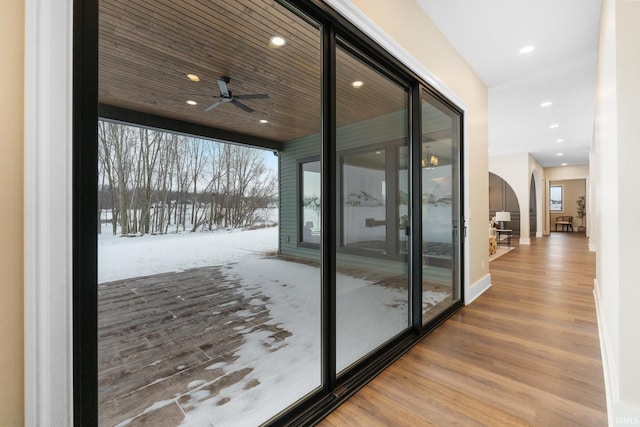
550, 185, 563, 212
300, 159, 321, 245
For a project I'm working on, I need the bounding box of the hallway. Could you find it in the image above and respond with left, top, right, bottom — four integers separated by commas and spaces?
320, 232, 607, 426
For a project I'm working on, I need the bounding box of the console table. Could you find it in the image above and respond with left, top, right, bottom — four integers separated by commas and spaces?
496, 229, 512, 247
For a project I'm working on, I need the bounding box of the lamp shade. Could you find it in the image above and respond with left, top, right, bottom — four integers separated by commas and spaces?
495, 211, 511, 222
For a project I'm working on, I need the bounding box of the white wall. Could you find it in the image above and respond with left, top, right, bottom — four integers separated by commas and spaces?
614, 0, 640, 416
593, 0, 640, 423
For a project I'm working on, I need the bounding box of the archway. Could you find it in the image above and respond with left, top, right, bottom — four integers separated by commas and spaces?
530, 174, 537, 237
489, 172, 521, 236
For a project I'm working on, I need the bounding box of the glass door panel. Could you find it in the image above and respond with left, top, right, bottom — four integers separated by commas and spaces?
97, 1, 323, 425
335, 45, 410, 373
398, 146, 409, 255
421, 92, 462, 324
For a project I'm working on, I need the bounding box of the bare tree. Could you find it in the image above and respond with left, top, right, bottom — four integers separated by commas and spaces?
153, 133, 177, 234
138, 128, 163, 235
172, 135, 192, 232
97, 121, 277, 236
98, 121, 127, 235
220, 144, 277, 228
98, 122, 117, 234
187, 138, 209, 232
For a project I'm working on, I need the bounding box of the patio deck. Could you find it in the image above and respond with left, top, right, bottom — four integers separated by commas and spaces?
98, 259, 452, 426
98, 264, 289, 426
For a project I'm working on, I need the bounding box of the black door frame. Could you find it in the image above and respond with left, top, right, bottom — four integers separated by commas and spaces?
72, 0, 465, 424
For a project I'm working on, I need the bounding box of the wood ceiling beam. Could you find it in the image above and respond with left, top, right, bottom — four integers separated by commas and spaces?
98, 104, 284, 152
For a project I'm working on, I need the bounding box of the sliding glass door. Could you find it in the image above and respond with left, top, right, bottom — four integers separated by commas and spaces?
420, 90, 462, 324
335, 45, 410, 373
97, 1, 323, 425
81, 0, 465, 424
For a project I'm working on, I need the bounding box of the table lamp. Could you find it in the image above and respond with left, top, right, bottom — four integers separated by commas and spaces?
496, 211, 511, 229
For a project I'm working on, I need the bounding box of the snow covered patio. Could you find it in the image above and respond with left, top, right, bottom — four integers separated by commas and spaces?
97, 226, 452, 426
98, 265, 269, 426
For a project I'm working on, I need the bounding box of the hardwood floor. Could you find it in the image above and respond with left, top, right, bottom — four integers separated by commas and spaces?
320, 232, 607, 426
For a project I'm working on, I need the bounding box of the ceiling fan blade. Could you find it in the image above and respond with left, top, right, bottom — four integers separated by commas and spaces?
204, 100, 224, 112
234, 94, 269, 100
217, 78, 230, 98
231, 100, 254, 113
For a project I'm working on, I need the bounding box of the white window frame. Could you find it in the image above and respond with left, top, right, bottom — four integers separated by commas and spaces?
550, 184, 564, 213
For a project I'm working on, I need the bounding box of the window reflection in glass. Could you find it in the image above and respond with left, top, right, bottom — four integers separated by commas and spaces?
342, 150, 387, 252
335, 44, 409, 373
421, 92, 461, 325
301, 160, 321, 245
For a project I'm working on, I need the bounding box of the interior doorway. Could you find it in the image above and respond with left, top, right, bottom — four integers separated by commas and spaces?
548, 178, 586, 233
489, 172, 520, 237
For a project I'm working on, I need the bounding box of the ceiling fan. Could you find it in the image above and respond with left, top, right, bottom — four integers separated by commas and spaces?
203, 76, 269, 113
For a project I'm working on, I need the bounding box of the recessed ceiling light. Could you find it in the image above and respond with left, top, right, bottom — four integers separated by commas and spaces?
556, 138, 565, 143
187, 74, 200, 82
259, 119, 269, 124
352, 81, 364, 88
186, 100, 198, 105
519, 45, 535, 54
269, 36, 286, 47
561, 163, 568, 166
549, 124, 559, 129
540, 101, 552, 107
556, 152, 564, 156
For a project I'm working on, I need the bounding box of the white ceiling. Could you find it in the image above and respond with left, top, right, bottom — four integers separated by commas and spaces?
416, 0, 602, 167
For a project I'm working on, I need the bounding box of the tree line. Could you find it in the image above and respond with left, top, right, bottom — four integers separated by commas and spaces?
98, 121, 278, 236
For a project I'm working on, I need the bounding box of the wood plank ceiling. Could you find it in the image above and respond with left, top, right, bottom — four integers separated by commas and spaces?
99, 0, 408, 145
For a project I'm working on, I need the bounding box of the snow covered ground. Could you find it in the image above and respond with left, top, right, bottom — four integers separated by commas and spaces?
99, 224, 447, 426
98, 226, 279, 283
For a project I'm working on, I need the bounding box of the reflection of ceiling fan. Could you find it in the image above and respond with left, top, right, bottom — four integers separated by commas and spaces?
204, 76, 269, 113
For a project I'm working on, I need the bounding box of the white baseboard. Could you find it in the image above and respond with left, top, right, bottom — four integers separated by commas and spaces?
519, 236, 531, 245
536, 232, 543, 237
595, 280, 640, 425
466, 273, 491, 305
589, 240, 597, 252
594, 281, 615, 426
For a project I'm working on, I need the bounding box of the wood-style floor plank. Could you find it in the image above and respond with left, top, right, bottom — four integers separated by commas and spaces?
320, 232, 607, 426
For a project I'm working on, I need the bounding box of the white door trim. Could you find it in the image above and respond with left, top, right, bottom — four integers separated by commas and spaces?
24, 0, 74, 425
